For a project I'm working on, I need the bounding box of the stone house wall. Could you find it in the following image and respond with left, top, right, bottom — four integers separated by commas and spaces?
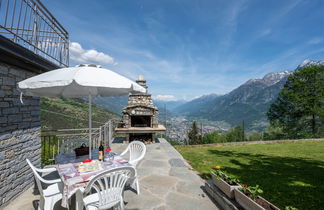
0, 61, 41, 208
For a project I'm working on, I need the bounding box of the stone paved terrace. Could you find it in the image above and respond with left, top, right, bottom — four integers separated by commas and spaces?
4, 138, 218, 210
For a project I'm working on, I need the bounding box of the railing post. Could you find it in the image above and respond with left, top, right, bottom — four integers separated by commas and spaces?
57, 138, 60, 154
32, 2, 38, 54
106, 122, 109, 146
103, 123, 107, 147
107, 122, 109, 147
108, 120, 113, 147
99, 126, 102, 146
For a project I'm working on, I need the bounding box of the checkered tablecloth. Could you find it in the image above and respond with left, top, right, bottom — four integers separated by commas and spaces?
56, 155, 132, 208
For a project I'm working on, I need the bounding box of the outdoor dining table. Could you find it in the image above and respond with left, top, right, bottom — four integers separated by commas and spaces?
55, 151, 132, 208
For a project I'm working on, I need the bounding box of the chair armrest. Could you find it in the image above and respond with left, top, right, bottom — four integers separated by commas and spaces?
129, 152, 145, 167
40, 177, 62, 184
36, 167, 57, 173
119, 148, 129, 157
129, 158, 140, 167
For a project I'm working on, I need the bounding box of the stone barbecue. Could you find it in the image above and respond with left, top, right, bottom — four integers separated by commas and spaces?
115, 76, 166, 143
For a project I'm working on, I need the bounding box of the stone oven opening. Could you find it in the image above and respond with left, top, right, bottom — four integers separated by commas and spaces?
131, 116, 151, 127
129, 133, 153, 143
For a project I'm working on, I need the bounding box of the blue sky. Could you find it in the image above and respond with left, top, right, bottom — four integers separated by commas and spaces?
44, 0, 324, 101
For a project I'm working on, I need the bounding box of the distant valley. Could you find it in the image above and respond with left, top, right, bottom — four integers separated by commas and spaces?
175, 70, 292, 131
91, 60, 324, 132
174, 59, 324, 131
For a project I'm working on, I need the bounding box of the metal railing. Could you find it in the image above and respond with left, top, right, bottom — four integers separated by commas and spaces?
0, 0, 69, 67
41, 121, 115, 165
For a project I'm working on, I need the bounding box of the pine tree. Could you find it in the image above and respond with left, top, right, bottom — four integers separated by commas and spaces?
188, 121, 202, 145
267, 65, 324, 138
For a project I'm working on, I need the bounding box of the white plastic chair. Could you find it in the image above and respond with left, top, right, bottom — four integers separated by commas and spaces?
26, 159, 62, 210
76, 166, 135, 210
119, 141, 146, 194
120, 141, 146, 167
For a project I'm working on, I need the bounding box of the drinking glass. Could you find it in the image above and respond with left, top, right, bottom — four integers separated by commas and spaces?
104, 152, 115, 162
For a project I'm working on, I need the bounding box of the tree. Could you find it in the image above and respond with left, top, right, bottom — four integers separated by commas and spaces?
202, 130, 226, 144
263, 122, 286, 140
267, 65, 324, 138
226, 125, 245, 142
248, 132, 262, 141
188, 121, 202, 145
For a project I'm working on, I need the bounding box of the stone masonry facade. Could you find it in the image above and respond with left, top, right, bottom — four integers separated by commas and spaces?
0, 61, 41, 208
123, 94, 159, 129
127, 94, 155, 108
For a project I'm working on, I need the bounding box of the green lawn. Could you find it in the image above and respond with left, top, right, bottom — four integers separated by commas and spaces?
175, 141, 324, 210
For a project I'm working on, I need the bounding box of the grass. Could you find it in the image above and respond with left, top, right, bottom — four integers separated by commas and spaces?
175, 141, 324, 210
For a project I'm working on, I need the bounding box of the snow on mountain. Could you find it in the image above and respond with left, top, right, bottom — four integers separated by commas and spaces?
297, 59, 324, 69
262, 70, 293, 86
245, 70, 292, 86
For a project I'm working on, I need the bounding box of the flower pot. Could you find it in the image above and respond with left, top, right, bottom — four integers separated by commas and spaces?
211, 171, 241, 199
233, 188, 280, 210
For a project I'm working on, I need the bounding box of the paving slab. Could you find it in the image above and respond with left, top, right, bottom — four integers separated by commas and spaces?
140, 174, 178, 196
169, 167, 202, 182
169, 158, 186, 167
140, 160, 170, 168
137, 167, 170, 177
165, 192, 216, 210
144, 152, 170, 160
176, 180, 208, 198
152, 205, 171, 210
124, 188, 165, 210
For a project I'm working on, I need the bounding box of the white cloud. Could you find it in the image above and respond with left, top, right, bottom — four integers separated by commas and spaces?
308, 37, 322, 45
153, 95, 178, 101
69, 42, 116, 65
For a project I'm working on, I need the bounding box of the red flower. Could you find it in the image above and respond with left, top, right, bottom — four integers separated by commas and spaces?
105, 148, 112, 152
243, 184, 248, 188
82, 159, 92, 163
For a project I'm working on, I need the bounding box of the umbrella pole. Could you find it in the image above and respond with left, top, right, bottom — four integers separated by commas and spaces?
89, 94, 92, 159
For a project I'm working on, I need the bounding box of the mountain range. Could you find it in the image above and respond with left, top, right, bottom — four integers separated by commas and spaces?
175, 70, 292, 131
91, 60, 323, 131
174, 60, 324, 131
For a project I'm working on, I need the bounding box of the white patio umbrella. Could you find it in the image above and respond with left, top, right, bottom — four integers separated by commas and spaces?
18, 64, 146, 159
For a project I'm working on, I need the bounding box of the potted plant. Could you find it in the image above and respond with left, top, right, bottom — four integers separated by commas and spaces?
211, 165, 241, 199
234, 184, 280, 210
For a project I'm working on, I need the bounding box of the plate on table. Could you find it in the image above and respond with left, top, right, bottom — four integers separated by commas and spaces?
78, 160, 102, 173
102, 160, 113, 166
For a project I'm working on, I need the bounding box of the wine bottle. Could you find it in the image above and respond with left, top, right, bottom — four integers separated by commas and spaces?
99, 143, 104, 161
